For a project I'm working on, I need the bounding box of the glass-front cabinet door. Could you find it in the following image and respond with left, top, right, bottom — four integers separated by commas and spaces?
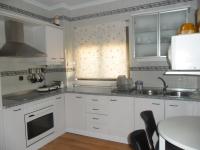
134, 13, 158, 57
133, 8, 188, 59
160, 10, 187, 56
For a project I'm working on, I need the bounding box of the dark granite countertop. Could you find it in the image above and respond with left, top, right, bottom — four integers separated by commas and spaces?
2, 87, 200, 108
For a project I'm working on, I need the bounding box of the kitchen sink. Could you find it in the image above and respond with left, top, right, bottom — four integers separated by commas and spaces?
165, 91, 193, 98
141, 89, 163, 96
140, 89, 194, 98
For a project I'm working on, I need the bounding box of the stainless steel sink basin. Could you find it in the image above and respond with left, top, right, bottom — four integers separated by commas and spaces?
165, 91, 193, 98
140, 89, 193, 98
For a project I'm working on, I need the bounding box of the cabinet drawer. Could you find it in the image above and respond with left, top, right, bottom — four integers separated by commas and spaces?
86, 103, 108, 115
86, 114, 108, 125
86, 95, 108, 105
87, 121, 108, 133
86, 96, 108, 115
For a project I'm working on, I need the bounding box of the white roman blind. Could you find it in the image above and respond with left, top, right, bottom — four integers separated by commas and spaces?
73, 21, 128, 80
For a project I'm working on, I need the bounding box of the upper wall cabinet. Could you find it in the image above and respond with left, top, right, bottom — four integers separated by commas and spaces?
31, 26, 64, 65
45, 26, 64, 64
133, 8, 188, 59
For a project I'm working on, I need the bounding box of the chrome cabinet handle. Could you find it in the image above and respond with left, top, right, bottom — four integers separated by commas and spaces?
92, 118, 99, 120
169, 104, 178, 107
110, 99, 117, 102
93, 127, 100, 130
92, 108, 99, 111
92, 99, 98, 101
13, 108, 21, 111
76, 96, 82, 99
56, 97, 61, 99
152, 103, 160, 105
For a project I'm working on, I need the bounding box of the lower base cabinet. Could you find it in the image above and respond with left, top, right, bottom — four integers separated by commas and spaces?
134, 98, 165, 130
0, 110, 5, 150
165, 100, 194, 118
54, 95, 66, 137
108, 96, 134, 139
3, 105, 26, 150
65, 94, 86, 132
65, 94, 134, 143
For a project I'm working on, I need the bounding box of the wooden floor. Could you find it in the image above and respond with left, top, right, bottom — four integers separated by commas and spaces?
40, 133, 132, 150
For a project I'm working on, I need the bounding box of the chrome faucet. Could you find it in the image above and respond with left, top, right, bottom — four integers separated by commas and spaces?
158, 77, 168, 95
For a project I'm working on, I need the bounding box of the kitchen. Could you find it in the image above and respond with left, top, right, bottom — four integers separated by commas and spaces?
0, 0, 200, 150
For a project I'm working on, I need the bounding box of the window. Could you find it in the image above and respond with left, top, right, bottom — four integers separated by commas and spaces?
73, 21, 129, 80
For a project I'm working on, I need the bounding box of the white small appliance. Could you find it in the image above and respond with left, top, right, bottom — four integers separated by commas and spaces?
166, 33, 200, 75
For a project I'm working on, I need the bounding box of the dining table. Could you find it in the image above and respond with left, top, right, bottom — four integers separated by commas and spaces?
158, 116, 200, 150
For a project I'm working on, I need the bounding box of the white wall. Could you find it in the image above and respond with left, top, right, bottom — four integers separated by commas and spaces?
65, 0, 199, 90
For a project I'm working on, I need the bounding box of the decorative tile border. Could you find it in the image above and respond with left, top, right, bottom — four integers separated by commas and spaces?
0, 0, 193, 23
0, 66, 170, 77
0, 2, 51, 22
130, 66, 170, 71
0, 67, 75, 77
46, 68, 66, 73
1, 70, 28, 77
62, 0, 194, 21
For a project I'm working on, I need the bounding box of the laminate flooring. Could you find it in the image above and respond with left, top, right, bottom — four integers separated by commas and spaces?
40, 133, 132, 150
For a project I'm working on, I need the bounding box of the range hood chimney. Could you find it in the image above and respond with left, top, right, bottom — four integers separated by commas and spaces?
0, 20, 46, 57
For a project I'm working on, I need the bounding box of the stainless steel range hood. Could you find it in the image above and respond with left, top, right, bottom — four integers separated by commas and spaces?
0, 20, 46, 57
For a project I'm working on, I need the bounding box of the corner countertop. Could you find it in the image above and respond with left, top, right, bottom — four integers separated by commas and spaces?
2, 87, 200, 108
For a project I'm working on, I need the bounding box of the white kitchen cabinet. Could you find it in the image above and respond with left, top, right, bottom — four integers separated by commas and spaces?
3, 105, 26, 150
135, 98, 165, 130
65, 94, 86, 132
193, 102, 200, 116
108, 96, 134, 138
133, 8, 188, 59
85, 95, 109, 134
45, 26, 64, 64
165, 100, 194, 118
0, 110, 5, 150
86, 95, 109, 115
54, 94, 66, 137
31, 26, 64, 65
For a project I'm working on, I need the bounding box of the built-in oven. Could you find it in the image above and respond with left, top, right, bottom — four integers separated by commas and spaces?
25, 105, 55, 147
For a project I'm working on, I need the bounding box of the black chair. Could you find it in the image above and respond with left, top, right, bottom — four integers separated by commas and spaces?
140, 110, 182, 150
128, 129, 150, 150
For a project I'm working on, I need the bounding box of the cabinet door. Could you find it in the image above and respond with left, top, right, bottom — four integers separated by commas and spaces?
108, 96, 134, 138
135, 98, 164, 130
65, 94, 86, 131
3, 106, 26, 150
165, 100, 194, 118
160, 9, 187, 56
134, 13, 158, 57
54, 95, 66, 137
0, 110, 5, 150
193, 102, 200, 116
45, 26, 64, 64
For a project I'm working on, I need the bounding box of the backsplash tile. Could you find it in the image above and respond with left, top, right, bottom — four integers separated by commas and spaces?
130, 66, 169, 71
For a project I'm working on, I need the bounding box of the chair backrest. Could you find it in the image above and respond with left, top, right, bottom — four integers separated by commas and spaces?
140, 110, 159, 150
128, 129, 150, 150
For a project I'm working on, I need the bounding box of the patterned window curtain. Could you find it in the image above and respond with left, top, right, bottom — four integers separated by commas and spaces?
73, 21, 128, 80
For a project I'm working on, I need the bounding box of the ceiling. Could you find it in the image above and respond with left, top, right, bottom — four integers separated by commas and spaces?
23, 0, 121, 11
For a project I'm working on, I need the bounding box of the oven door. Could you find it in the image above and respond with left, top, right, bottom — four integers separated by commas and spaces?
25, 105, 55, 147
